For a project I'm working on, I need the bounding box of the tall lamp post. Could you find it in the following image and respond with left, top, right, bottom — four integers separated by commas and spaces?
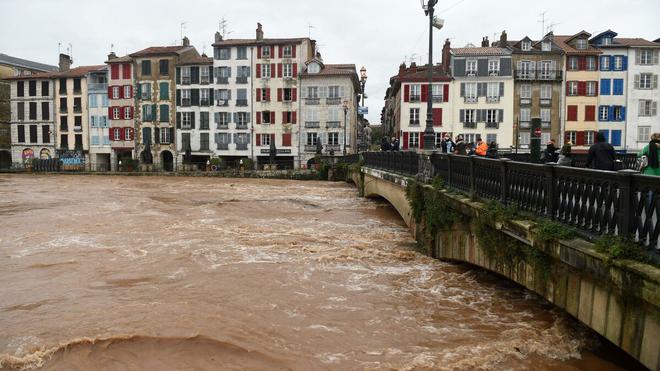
359, 66, 367, 152
342, 100, 349, 156
420, 0, 444, 150
359, 66, 367, 107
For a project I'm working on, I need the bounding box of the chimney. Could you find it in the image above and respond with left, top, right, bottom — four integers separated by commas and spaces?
182, 36, 190, 47
442, 39, 451, 74
481, 37, 489, 48
399, 62, 406, 75
500, 30, 508, 47
410, 61, 417, 72
59, 53, 72, 72
107, 52, 117, 61
214, 31, 222, 43
256, 23, 264, 42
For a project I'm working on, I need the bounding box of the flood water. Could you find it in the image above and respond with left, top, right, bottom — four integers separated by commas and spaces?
0, 175, 631, 370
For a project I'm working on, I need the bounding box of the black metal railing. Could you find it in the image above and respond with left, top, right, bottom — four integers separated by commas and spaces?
362, 151, 660, 253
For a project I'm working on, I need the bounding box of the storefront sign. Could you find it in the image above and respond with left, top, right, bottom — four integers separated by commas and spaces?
260, 149, 292, 154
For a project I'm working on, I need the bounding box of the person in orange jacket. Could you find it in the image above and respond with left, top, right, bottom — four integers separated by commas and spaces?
475, 138, 488, 156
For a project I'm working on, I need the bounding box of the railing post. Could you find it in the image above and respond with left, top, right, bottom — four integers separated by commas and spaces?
544, 163, 557, 219
469, 156, 476, 200
447, 154, 453, 188
500, 158, 511, 205
617, 169, 636, 237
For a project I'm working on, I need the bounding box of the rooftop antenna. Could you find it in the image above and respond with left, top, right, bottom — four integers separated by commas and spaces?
219, 17, 232, 39
58, 42, 61, 54
202, 43, 206, 55
538, 11, 547, 39
68, 43, 73, 59
546, 22, 560, 34
308, 23, 315, 39
110, 43, 114, 52
180, 21, 187, 44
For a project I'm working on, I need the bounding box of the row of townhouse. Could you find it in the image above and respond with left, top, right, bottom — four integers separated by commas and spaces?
383, 30, 660, 152
4, 23, 360, 170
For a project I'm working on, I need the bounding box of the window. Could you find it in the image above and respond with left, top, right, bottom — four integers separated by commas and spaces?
638, 126, 651, 142
486, 109, 498, 123
639, 50, 654, 65
74, 116, 82, 129
639, 73, 654, 89
328, 132, 339, 145
73, 78, 81, 93
410, 84, 421, 101
41, 102, 49, 120
613, 79, 624, 95
262, 110, 272, 124
215, 112, 230, 126
60, 134, 68, 147
29, 125, 37, 143
29, 102, 36, 120
409, 132, 420, 148
261, 64, 271, 78
613, 56, 623, 71
200, 89, 209, 105
283, 45, 293, 57
59, 78, 67, 94
142, 105, 153, 121
568, 57, 579, 70
17, 102, 24, 120
237, 66, 250, 78
262, 46, 271, 58
60, 116, 68, 130
585, 105, 596, 121
90, 116, 97, 128
328, 86, 340, 98
200, 133, 209, 150
639, 100, 658, 116
124, 107, 131, 119
218, 48, 231, 60
431, 84, 443, 101
159, 82, 169, 100
17, 81, 24, 97
601, 56, 610, 71
123, 128, 132, 141
306, 132, 318, 146
181, 66, 191, 84
576, 39, 588, 50
199, 112, 209, 130
140, 83, 151, 100
521, 41, 531, 51
91, 135, 99, 145
261, 133, 271, 146
486, 83, 499, 99
463, 133, 478, 143
237, 47, 247, 60
488, 60, 499, 75
465, 83, 477, 100
160, 127, 171, 144
599, 106, 608, 121
59, 97, 67, 113
283, 63, 293, 78
282, 88, 292, 102
216, 133, 230, 148
307, 86, 319, 98
466, 59, 477, 75
486, 134, 497, 145
567, 81, 579, 96
611, 130, 622, 146
182, 89, 191, 106
42, 125, 50, 143
520, 108, 531, 122
409, 108, 420, 125
237, 112, 249, 126
464, 109, 476, 123
308, 63, 320, 74
113, 107, 120, 120
159, 104, 169, 122
200, 67, 210, 84
28, 80, 36, 96
112, 86, 120, 99
216, 89, 230, 104
182, 112, 191, 129
16, 125, 26, 142
585, 131, 595, 145
541, 108, 551, 122
542, 41, 551, 52
614, 106, 623, 121
586, 57, 597, 71
159, 59, 169, 75
73, 97, 81, 112
124, 85, 131, 99
586, 81, 597, 96
141, 60, 151, 75
89, 95, 97, 108
540, 84, 552, 100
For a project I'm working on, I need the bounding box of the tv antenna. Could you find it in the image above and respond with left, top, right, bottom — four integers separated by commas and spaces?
546, 22, 560, 34
308, 23, 315, 39
180, 21, 187, 43
110, 43, 114, 52
538, 11, 547, 39
219, 18, 232, 38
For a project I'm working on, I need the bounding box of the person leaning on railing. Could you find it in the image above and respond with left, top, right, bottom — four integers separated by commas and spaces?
638, 133, 660, 176
557, 142, 573, 166
585, 132, 616, 171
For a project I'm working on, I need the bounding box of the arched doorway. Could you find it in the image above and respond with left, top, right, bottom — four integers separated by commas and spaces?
0, 150, 10, 169
160, 151, 173, 171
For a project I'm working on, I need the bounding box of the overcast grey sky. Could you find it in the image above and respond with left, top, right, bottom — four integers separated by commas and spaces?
3, 0, 659, 124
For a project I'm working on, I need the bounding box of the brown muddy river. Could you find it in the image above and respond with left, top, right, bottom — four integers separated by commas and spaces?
0, 175, 634, 370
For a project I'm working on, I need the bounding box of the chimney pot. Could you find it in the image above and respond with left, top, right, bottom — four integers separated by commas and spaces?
214, 32, 222, 43
107, 52, 117, 61
182, 36, 190, 47
256, 22, 264, 42
58, 53, 72, 72
500, 30, 508, 46
481, 37, 490, 47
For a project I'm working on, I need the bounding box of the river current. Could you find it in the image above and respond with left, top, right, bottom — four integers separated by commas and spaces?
0, 175, 630, 370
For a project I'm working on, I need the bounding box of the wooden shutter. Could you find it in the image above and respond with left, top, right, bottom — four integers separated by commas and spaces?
129, 107, 134, 119
421, 85, 428, 102
404, 85, 410, 102
576, 131, 585, 145
292, 111, 297, 124
277, 64, 283, 78
119, 127, 125, 140
567, 105, 577, 121
459, 109, 465, 123
108, 107, 113, 119
271, 63, 276, 77
282, 112, 287, 123
278, 46, 283, 58
256, 89, 261, 102
292, 88, 297, 101
257, 46, 262, 59
154, 127, 160, 144
176, 112, 181, 128
499, 82, 504, 97
292, 45, 296, 58
119, 106, 125, 120
123, 63, 131, 79
432, 108, 442, 126
107, 86, 113, 99
282, 133, 291, 146
419, 133, 424, 149
265, 88, 271, 101
578, 81, 586, 96
256, 64, 261, 78
190, 112, 196, 129
277, 88, 282, 102
585, 105, 595, 121
578, 57, 586, 71
111, 64, 119, 79
403, 132, 409, 149
443, 84, 449, 102
256, 112, 262, 124
460, 83, 465, 97
270, 112, 275, 124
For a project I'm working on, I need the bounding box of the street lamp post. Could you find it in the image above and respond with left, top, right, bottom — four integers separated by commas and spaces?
359, 66, 367, 152
420, 0, 444, 151
359, 66, 367, 107
342, 100, 349, 156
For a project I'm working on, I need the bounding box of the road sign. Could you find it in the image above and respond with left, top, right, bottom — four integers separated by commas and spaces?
358, 107, 368, 115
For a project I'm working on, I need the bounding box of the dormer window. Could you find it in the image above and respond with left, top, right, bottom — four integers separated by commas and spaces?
308, 63, 320, 74
576, 39, 588, 50
602, 37, 612, 46
522, 41, 532, 51
542, 41, 551, 52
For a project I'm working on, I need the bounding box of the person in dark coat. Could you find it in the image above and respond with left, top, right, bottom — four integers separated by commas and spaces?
390, 137, 400, 151
542, 139, 559, 163
440, 135, 454, 153
381, 136, 391, 152
557, 142, 573, 166
586, 133, 616, 170
466, 143, 476, 156
486, 142, 498, 158
454, 135, 467, 155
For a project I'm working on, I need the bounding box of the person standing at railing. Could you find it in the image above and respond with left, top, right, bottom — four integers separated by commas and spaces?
454, 135, 467, 155
381, 136, 391, 152
557, 142, 573, 166
475, 138, 488, 156
390, 137, 400, 151
440, 134, 454, 153
486, 142, 498, 159
638, 133, 660, 176
586, 133, 616, 171
542, 139, 559, 163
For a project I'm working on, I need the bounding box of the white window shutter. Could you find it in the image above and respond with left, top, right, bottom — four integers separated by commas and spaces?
635, 74, 640, 89
653, 102, 658, 116
339, 86, 345, 98
653, 75, 658, 89
636, 51, 641, 65
302, 87, 308, 99
654, 51, 659, 65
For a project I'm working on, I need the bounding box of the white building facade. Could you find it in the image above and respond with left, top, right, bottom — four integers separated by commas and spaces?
625, 41, 660, 150
87, 67, 110, 169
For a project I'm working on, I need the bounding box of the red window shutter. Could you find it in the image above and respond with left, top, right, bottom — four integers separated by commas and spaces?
256, 133, 261, 145
108, 86, 113, 99
277, 63, 283, 78
404, 85, 410, 102
109, 128, 114, 141
282, 133, 291, 146
419, 134, 424, 149
270, 112, 275, 124
278, 46, 283, 58
293, 63, 298, 77
119, 106, 125, 120
577, 131, 585, 145
266, 88, 271, 101
443, 84, 449, 102
282, 112, 287, 123
256, 64, 261, 78
123, 63, 131, 79
257, 47, 262, 59
129, 107, 134, 119
403, 132, 409, 149
119, 127, 125, 141
421, 85, 428, 102
128, 85, 133, 99
111, 65, 119, 80
578, 81, 586, 96
292, 111, 297, 124
585, 105, 595, 121
256, 89, 261, 102
256, 112, 262, 124
118, 86, 124, 99
108, 107, 113, 119
277, 88, 282, 102
292, 46, 296, 58
271, 63, 276, 76
578, 57, 586, 71
594, 81, 599, 96
292, 88, 297, 101
432, 108, 442, 126
567, 105, 578, 121
271, 134, 275, 144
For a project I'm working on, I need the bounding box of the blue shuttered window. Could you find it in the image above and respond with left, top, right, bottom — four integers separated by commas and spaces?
608, 106, 615, 122
613, 79, 624, 95
599, 130, 610, 143
611, 130, 622, 146
600, 79, 611, 95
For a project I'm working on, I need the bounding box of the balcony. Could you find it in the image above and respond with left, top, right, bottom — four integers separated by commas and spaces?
540, 99, 552, 106
409, 120, 420, 126
463, 122, 477, 129
200, 99, 209, 106
216, 99, 229, 107
217, 143, 229, 150
88, 83, 107, 92
60, 107, 67, 113
432, 95, 444, 103
236, 99, 248, 107
200, 77, 210, 85
305, 144, 318, 152
216, 123, 229, 130
60, 124, 68, 131
488, 70, 500, 76
515, 70, 536, 80
236, 143, 248, 150
520, 121, 531, 129
326, 121, 341, 129
236, 123, 248, 130
73, 89, 82, 95
235, 76, 248, 84
515, 69, 563, 81
326, 97, 341, 105
181, 77, 191, 85
305, 98, 320, 105
409, 95, 421, 103
305, 121, 320, 128
216, 77, 229, 84
520, 98, 532, 105
486, 96, 500, 103
464, 96, 478, 103
326, 144, 341, 152
538, 71, 563, 81
181, 98, 191, 107
485, 122, 499, 129
466, 70, 477, 77
541, 122, 551, 129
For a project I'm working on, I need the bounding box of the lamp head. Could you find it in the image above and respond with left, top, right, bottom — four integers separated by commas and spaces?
432, 16, 445, 30
360, 66, 367, 80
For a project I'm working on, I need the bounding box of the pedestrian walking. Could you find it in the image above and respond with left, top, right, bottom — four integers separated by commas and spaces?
486, 142, 498, 159
557, 142, 573, 166
381, 136, 391, 152
638, 133, 660, 176
585, 133, 616, 171
454, 135, 467, 155
475, 138, 488, 156
542, 139, 559, 163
